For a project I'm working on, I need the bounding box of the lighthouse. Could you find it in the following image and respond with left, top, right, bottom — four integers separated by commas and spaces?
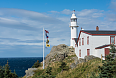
69, 10, 79, 47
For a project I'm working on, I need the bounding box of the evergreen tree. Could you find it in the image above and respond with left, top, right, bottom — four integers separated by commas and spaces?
0, 66, 5, 78
4, 60, 12, 78
32, 60, 41, 68
98, 44, 116, 78
59, 61, 67, 72
11, 69, 18, 78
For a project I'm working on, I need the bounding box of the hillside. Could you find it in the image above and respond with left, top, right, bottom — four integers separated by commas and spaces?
23, 44, 105, 78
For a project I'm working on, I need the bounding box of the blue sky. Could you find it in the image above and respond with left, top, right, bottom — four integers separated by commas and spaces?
0, 0, 116, 57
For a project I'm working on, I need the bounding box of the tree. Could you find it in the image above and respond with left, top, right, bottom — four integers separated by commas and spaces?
59, 61, 67, 72
98, 44, 116, 78
11, 69, 18, 78
4, 60, 12, 78
0, 66, 5, 78
0, 60, 18, 78
32, 60, 41, 68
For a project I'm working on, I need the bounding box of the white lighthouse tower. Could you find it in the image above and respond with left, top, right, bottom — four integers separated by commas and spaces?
69, 10, 79, 47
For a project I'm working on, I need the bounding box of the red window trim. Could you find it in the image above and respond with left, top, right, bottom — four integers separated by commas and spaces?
110, 36, 115, 44
87, 36, 89, 45
79, 38, 81, 46
79, 49, 81, 57
82, 38, 84, 45
87, 49, 90, 56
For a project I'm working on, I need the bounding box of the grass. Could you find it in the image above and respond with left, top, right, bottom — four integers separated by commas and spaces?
26, 54, 104, 78
56, 57, 102, 78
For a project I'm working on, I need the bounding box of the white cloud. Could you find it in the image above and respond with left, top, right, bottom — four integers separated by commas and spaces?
110, 0, 116, 11
61, 9, 72, 15
0, 6, 116, 55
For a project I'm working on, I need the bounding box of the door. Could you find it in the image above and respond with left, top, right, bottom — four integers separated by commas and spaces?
105, 48, 109, 56
105, 48, 109, 59
87, 49, 90, 56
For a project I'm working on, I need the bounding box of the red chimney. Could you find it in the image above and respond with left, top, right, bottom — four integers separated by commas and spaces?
96, 26, 99, 31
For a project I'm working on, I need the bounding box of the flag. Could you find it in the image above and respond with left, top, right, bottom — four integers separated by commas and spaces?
46, 39, 49, 44
45, 30, 49, 34
45, 33, 49, 38
46, 44, 50, 47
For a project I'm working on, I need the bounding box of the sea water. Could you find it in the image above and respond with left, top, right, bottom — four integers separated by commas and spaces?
0, 57, 44, 77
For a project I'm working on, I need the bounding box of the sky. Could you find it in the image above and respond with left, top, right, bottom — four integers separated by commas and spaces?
0, 0, 116, 57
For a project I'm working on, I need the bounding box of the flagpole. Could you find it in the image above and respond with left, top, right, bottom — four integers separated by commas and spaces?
43, 27, 44, 69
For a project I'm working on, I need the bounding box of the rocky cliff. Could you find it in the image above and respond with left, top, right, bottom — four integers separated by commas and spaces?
41, 44, 75, 67
25, 44, 99, 78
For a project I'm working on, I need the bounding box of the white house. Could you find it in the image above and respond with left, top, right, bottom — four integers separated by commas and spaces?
73, 26, 116, 60
69, 11, 116, 60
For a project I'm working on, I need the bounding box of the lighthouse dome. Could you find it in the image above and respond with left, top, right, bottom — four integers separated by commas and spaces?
71, 13, 77, 19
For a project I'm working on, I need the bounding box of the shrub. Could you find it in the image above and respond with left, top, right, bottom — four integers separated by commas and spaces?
32, 60, 41, 68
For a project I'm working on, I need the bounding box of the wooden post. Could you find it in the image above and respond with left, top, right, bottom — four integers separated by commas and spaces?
101, 54, 102, 62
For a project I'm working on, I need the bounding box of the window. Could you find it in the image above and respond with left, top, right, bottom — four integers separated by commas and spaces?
87, 36, 89, 45
79, 38, 81, 46
110, 36, 115, 44
82, 38, 84, 45
71, 19, 77, 22
79, 49, 81, 57
72, 27, 73, 29
87, 49, 90, 56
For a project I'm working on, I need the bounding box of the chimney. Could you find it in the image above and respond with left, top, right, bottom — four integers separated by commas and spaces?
96, 26, 99, 31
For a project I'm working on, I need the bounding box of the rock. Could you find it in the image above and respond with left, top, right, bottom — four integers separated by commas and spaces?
84, 55, 97, 62
70, 63, 77, 69
71, 56, 78, 64
79, 58, 86, 63
70, 55, 98, 69
41, 44, 74, 67
75, 60, 79, 65
25, 68, 38, 78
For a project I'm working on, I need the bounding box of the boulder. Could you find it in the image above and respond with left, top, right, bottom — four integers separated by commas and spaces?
71, 56, 78, 64
70, 55, 98, 69
78, 58, 86, 63
25, 68, 38, 78
84, 55, 97, 62
70, 63, 77, 69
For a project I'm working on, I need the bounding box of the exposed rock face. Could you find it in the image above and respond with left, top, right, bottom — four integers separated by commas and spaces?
84, 55, 97, 62
41, 44, 75, 67
70, 55, 98, 69
25, 68, 38, 78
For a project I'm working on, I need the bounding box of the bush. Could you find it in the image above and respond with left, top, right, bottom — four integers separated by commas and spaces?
46, 66, 52, 75
32, 60, 41, 68
59, 61, 67, 72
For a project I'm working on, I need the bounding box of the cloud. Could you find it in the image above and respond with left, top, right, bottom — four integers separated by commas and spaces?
110, 0, 116, 11
106, 0, 116, 22
0, 6, 116, 56
61, 9, 72, 15
0, 37, 47, 46
0, 8, 64, 24
49, 11, 60, 13
0, 17, 39, 31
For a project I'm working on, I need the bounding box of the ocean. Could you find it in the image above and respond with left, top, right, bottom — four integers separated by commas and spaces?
0, 57, 44, 77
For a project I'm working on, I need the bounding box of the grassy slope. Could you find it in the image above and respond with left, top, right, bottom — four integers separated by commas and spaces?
23, 55, 103, 78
